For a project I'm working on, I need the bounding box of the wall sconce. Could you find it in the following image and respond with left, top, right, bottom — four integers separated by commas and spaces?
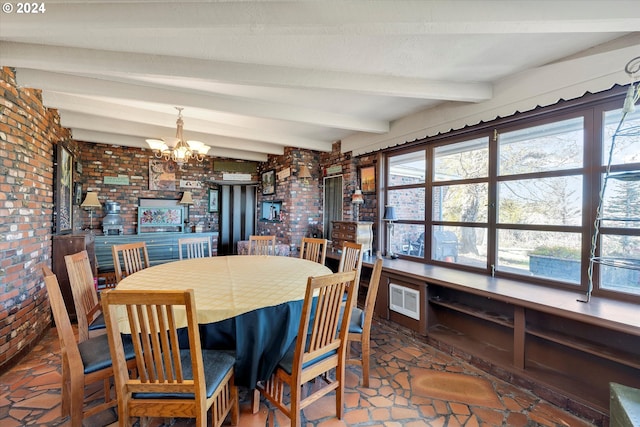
298, 164, 312, 185
383, 205, 398, 259
351, 189, 364, 221
179, 191, 194, 232
80, 192, 102, 231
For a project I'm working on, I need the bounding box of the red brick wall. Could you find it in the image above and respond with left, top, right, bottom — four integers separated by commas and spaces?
75, 141, 233, 235
0, 67, 69, 371
257, 147, 323, 248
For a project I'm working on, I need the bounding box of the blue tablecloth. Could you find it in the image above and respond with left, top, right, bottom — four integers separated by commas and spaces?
178, 300, 303, 388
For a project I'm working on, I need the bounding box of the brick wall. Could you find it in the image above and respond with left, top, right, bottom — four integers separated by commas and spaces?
75, 141, 235, 235
257, 147, 323, 249
0, 67, 69, 371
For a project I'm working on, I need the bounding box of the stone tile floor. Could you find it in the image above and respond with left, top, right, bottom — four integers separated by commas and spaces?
0, 320, 597, 427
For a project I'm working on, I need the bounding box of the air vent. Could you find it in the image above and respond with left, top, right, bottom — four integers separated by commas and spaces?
389, 283, 420, 320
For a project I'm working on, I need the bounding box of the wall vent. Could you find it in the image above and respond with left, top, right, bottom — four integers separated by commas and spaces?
389, 283, 420, 320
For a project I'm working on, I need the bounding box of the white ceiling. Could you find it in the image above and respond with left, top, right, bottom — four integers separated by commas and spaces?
1, 1, 639, 162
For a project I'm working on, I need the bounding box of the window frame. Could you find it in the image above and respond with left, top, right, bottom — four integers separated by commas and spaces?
383, 85, 640, 303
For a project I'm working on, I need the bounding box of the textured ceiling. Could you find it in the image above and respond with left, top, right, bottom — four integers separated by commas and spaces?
1, 1, 639, 161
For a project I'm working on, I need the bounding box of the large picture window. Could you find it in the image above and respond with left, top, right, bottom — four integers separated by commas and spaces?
384, 87, 640, 300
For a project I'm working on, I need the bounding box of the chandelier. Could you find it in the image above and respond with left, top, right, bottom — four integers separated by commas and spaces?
146, 107, 211, 166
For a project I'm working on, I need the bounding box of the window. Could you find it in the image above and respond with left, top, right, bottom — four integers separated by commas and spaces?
384, 87, 640, 299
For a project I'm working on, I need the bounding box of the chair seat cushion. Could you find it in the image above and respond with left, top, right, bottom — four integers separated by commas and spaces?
277, 336, 337, 375
133, 350, 235, 400
348, 307, 365, 334
79, 333, 135, 374
88, 313, 106, 331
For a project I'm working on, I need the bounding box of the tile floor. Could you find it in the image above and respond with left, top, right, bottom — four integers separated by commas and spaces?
0, 320, 599, 427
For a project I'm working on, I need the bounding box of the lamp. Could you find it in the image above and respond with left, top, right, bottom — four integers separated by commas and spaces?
351, 189, 364, 221
383, 205, 398, 259
298, 164, 312, 185
80, 192, 102, 231
146, 107, 211, 167
179, 191, 194, 233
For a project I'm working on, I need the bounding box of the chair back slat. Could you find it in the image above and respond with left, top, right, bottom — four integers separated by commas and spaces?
103, 289, 204, 400
248, 235, 276, 255
299, 237, 327, 265
338, 241, 364, 290
178, 237, 212, 260
65, 250, 101, 342
297, 270, 357, 370
112, 242, 150, 283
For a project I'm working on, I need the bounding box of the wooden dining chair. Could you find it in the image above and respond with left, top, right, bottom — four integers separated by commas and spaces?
347, 257, 383, 387
248, 235, 276, 255
42, 266, 136, 427
299, 237, 328, 265
64, 250, 105, 342
102, 288, 239, 427
338, 241, 364, 289
111, 241, 150, 283
257, 269, 358, 427
179, 236, 212, 259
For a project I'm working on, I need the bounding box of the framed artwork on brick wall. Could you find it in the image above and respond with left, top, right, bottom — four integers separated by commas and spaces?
359, 166, 376, 194
262, 169, 276, 195
73, 183, 82, 205
55, 144, 73, 234
208, 188, 219, 212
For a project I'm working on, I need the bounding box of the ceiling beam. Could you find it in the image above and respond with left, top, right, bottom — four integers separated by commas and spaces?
41, 91, 330, 153
14, 66, 389, 134
4, 42, 492, 102
57, 110, 292, 156
71, 129, 269, 162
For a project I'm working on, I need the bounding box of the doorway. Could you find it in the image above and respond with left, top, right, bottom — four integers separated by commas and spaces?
218, 184, 257, 255
323, 175, 343, 240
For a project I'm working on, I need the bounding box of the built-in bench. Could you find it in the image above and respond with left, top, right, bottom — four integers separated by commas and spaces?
326, 250, 640, 426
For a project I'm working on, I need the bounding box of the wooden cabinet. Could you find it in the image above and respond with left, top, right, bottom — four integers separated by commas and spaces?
331, 221, 373, 255
51, 233, 96, 320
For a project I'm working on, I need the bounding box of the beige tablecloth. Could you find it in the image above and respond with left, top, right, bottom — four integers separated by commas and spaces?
114, 255, 331, 331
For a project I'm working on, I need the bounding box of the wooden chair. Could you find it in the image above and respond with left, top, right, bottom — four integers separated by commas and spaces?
102, 288, 239, 427
299, 237, 328, 265
42, 266, 136, 427
111, 241, 150, 283
179, 236, 212, 259
257, 269, 358, 427
248, 235, 276, 255
347, 257, 383, 387
338, 241, 364, 290
64, 250, 105, 342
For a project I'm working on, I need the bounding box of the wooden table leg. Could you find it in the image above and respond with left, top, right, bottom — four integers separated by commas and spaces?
252, 388, 260, 414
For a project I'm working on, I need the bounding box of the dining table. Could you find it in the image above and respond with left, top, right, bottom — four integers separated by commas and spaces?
114, 254, 332, 389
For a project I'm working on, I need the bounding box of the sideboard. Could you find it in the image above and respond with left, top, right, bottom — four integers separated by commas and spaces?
94, 232, 218, 272
331, 220, 373, 255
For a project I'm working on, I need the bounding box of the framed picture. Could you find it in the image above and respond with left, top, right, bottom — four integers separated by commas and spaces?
73, 183, 83, 205
149, 159, 176, 191
262, 169, 276, 195
208, 188, 219, 212
360, 166, 376, 194
55, 144, 74, 233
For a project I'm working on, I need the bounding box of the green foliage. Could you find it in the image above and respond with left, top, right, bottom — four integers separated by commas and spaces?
529, 245, 580, 260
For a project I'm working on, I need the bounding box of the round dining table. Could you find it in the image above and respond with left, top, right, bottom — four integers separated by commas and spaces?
115, 255, 332, 389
